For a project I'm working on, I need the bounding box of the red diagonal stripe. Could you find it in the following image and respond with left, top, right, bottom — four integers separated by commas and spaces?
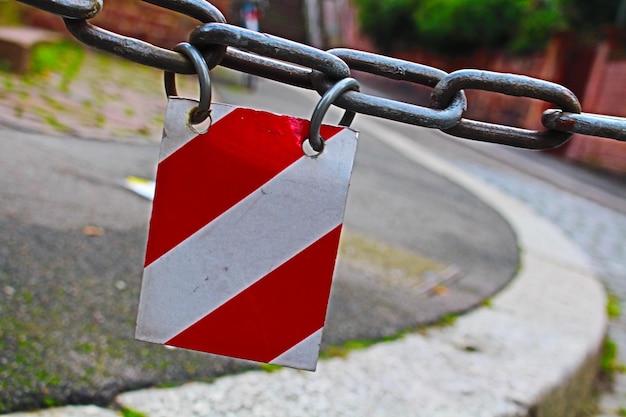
165, 225, 343, 363
145, 109, 342, 266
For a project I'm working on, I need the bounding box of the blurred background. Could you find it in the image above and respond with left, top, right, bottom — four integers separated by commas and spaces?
2, 0, 625, 171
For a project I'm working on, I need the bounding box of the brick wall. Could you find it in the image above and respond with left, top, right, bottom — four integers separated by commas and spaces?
23, 0, 305, 46
560, 37, 626, 173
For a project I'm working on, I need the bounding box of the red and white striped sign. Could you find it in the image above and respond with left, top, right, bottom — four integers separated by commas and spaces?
136, 98, 358, 371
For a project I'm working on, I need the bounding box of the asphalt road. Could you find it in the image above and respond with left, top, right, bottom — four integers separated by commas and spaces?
0, 75, 517, 412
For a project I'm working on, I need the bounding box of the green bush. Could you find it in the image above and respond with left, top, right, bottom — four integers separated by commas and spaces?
30, 41, 85, 92
560, 0, 622, 37
353, 0, 422, 53
510, 1, 567, 53
413, 0, 527, 54
354, 0, 570, 55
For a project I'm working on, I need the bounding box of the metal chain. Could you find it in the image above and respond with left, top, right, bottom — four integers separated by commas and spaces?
16, 0, 626, 147
310, 48, 467, 131
429, 69, 581, 149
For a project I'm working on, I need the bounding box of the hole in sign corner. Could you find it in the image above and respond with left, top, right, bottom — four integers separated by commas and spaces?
302, 138, 323, 158
188, 109, 212, 135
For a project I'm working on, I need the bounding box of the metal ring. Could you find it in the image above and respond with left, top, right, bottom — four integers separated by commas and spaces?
430, 69, 582, 149
308, 78, 360, 153
164, 42, 212, 125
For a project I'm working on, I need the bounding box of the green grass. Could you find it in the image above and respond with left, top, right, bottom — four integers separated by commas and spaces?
120, 407, 148, 417
607, 293, 622, 320
259, 363, 283, 373
600, 338, 626, 376
321, 333, 406, 359
42, 113, 72, 133
30, 41, 85, 92
437, 314, 459, 327
94, 113, 107, 128
43, 397, 62, 407
481, 298, 494, 308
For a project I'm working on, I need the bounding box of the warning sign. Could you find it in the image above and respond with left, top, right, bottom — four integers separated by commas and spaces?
136, 99, 358, 371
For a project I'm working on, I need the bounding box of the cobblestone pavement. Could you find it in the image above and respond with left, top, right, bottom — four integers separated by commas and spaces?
457, 159, 626, 416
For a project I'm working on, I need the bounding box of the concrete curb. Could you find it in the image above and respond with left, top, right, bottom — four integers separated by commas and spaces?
4, 118, 607, 417
362, 120, 608, 416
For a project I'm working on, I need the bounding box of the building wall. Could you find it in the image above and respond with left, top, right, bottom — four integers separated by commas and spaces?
23, 0, 306, 47
562, 40, 626, 173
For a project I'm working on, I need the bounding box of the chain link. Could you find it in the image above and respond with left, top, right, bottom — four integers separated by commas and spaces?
312, 48, 467, 130
190, 24, 351, 84
430, 69, 582, 149
15, 0, 626, 147
542, 110, 626, 141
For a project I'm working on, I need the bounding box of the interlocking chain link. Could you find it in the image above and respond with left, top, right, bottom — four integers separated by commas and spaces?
16, 0, 626, 147
430, 70, 581, 149
311, 49, 467, 130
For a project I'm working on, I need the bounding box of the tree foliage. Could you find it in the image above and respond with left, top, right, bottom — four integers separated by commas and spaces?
353, 0, 421, 52
560, 0, 623, 36
353, 0, 621, 55
413, 0, 531, 53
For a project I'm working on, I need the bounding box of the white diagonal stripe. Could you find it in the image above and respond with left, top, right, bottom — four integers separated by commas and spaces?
270, 328, 324, 371
159, 100, 237, 162
136, 129, 358, 343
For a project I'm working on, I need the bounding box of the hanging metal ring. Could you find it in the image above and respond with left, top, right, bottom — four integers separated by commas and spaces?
308, 77, 360, 153
164, 42, 212, 125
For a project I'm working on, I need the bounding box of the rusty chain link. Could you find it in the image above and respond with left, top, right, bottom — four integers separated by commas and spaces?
16, 0, 626, 148
542, 110, 626, 142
